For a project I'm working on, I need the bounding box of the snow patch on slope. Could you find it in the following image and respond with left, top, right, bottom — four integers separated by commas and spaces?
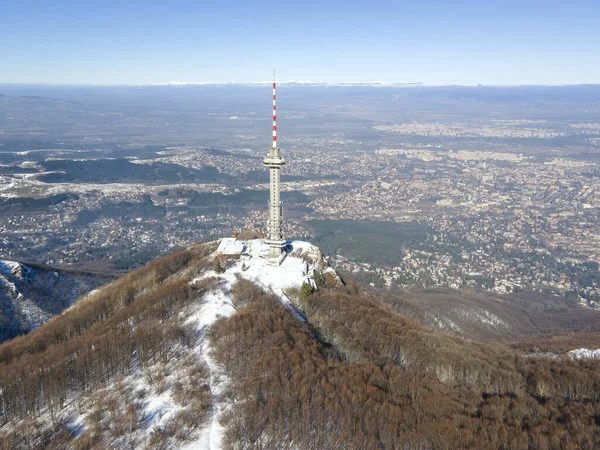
0, 260, 111, 342
430, 314, 463, 333
463, 309, 509, 329
0, 260, 22, 278
568, 348, 600, 359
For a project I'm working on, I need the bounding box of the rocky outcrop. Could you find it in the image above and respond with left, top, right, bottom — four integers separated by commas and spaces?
0, 260, 113, 343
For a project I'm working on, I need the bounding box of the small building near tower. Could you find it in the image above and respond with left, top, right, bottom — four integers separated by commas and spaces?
216, 238, 245, 256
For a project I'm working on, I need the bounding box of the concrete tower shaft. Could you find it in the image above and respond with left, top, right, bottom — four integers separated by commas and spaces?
263, 70, 286, 255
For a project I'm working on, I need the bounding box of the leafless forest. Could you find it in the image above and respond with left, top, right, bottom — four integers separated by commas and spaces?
213, 281, 600, 449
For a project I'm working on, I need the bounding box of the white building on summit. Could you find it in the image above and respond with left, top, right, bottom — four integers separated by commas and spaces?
263, 70, 287, 257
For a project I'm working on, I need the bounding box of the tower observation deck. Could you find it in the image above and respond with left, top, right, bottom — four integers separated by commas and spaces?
263, 70, 287, 256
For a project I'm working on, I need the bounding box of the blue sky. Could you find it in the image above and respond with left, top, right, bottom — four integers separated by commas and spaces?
1, 0, 598, 85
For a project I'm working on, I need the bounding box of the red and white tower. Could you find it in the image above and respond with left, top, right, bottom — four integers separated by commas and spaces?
263, 70, 286, 255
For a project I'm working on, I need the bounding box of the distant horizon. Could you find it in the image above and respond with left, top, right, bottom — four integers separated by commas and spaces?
1, 81, 600, 88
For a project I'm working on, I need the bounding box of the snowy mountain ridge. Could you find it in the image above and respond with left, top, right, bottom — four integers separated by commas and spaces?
0, 239, 336, 449
180, 239, 337, 449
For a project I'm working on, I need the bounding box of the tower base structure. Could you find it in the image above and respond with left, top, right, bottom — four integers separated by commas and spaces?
264, 239, 287, 257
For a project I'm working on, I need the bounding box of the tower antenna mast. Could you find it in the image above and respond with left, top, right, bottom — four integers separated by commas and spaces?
272, 69, 277, 149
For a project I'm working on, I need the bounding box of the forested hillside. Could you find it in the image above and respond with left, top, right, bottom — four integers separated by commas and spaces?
376, 286, 600, 344
0, 241, 598, 449
214, 280, 600, 449
0, 243, 218, 448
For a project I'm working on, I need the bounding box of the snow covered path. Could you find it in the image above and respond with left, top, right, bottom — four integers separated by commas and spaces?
183, 286, 236, 450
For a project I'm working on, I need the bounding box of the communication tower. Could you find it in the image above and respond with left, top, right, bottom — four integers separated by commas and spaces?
263, 70, 287, 256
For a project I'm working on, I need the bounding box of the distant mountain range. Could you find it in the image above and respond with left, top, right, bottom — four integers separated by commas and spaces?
145, 81, 433, 87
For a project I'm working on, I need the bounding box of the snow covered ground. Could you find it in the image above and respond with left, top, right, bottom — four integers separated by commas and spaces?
568, 348, 600, 359
0, 260, 21, 277
0, 172, 230, 198
195, 239, 331, 294
234, 239, 318, 290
